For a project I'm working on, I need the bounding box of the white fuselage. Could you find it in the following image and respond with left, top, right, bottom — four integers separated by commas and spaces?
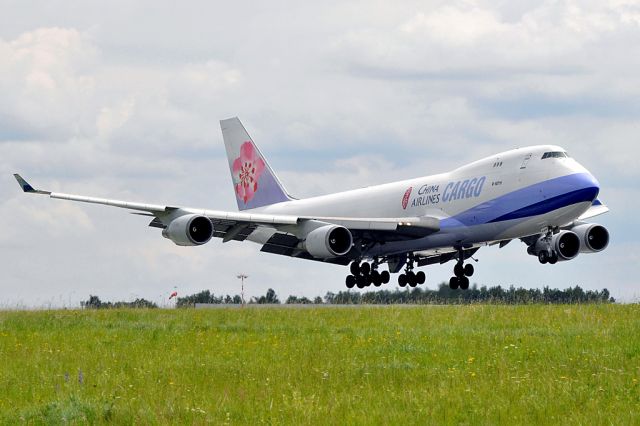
248, 145, 600, 258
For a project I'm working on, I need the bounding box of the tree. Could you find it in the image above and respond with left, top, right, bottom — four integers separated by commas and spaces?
256, 288, 280, 304
82, 295, 103, 309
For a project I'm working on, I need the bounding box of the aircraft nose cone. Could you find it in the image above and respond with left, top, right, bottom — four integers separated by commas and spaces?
584, 173, 600, 201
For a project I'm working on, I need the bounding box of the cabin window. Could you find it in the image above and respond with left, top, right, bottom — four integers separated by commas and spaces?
542, 151, 569, 159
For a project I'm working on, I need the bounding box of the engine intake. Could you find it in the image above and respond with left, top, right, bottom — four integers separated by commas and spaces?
551, 230, 581, 261
571, 223, 609, 253
305, 225, 353, 259
162, 214, 213, 246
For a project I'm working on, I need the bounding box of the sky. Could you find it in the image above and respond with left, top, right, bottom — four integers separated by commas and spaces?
1, 0, 639, 307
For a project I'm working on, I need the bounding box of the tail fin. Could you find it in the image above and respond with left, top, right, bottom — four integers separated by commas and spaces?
220, 117, 293, 211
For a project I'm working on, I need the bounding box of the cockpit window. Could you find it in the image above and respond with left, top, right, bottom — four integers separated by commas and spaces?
542, 151, 569, 159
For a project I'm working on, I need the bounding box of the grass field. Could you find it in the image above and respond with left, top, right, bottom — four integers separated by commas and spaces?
0, 305, 638, 424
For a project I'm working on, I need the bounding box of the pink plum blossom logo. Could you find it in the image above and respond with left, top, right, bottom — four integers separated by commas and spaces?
402, 187, 412, 210
233, 141, 265, 204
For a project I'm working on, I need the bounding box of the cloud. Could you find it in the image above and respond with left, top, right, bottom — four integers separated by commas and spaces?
1, 2, 639, 306
0, 27, 97, 141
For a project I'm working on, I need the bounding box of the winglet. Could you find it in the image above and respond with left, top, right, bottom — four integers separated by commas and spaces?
13, 174, 51, 195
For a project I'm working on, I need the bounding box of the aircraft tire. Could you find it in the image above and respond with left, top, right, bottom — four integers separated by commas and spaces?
406, 271, 417, 287
350, 262, 360, 276
464, 264, 474, 277
538, 251, 548, 264
356, 275, 367, 288
416, 271, 426, 285
449, 277, 459, 290
549, 253, 558, 264
459, 276, 470, 290
398, 274, 407, 287
360, 262, 371, 275
454, 263, 464, 278
381, 271, 390, 284
371, 271, 382, 287
346, 275, 356, 288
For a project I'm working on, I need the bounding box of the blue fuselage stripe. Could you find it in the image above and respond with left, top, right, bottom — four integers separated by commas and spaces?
488, 187, 598, 223
440, 173, 599, 228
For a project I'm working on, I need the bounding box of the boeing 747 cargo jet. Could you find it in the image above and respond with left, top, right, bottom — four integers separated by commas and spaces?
14, 117, 610, 290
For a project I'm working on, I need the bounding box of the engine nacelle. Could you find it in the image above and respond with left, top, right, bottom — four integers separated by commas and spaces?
162, 214, 213, 246
530, 230, 581, 261
304, 225, 353, 259
571, 223, 609, 253
551, 231, 581, 261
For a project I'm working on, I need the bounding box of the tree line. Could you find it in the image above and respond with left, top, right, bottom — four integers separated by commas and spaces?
175, 288, 281, 307
323, 284, 614, 305
174, 284, 613, 307
81, 295, 158, 309
82, 284, 614, 309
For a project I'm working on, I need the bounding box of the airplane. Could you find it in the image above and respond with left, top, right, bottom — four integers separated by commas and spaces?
14, 117, 610, 290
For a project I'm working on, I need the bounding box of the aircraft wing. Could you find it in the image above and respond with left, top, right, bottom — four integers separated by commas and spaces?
14, 174, 440, 262
578, 199, 609, 221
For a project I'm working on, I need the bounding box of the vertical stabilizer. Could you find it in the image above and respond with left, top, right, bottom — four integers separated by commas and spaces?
220, 117, 292, 211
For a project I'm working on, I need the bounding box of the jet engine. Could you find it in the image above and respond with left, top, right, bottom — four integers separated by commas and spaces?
304, 225, 353, 258
529, 230, 581, 262
571, 223, 609, 253
162, 214, 213, 246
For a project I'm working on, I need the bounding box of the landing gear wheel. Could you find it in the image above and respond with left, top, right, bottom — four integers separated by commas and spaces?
406, 271, 417, 287
538, 251, 548, 264
416, 271, 426, 285
350, 262, 360, 276
346, 275, 356, 289
549, 253, 558, 264
360, 262, 371, 275
380, 271, 390, 284
356, 275, 367, 289
398, 274, 407, 287
454, 263, 464, 278
371, 271, 382, 287
464, 264, 474, 277
459, 276, 470, 290
449, 277, 459, 290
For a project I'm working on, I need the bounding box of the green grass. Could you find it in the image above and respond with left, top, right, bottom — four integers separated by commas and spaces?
0, 305, 638, 424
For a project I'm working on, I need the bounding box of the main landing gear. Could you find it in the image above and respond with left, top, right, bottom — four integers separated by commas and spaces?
538, 250, 558, 264
398, 255, 425, 288
345, 260, 390, 289
536, 229, 559, 265
449, 250, 474, 290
